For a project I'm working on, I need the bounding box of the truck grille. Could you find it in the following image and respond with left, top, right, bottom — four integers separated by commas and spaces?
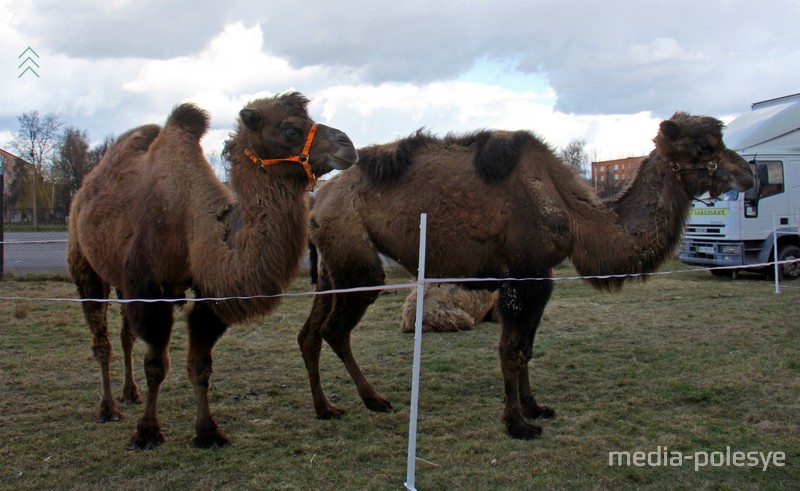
680, 239, 717, 259
684, 223, 725, 238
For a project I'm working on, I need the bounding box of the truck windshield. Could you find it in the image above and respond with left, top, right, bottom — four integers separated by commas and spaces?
696, 190, 739, 203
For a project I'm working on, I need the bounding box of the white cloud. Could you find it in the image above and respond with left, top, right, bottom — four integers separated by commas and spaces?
0, 130, 14, 152
121, 23, 359, 133
628, 38, 707, 65
2, 0, 797, 166
313, 81, 660, 161
124, 23, 273, 95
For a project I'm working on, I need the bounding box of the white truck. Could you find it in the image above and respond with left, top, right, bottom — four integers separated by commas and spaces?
679, 93, 800, 280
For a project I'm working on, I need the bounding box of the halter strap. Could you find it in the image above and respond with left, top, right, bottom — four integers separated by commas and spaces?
666, 155, 722, 198
244, 124, 318, 190
669, 160, 719, 176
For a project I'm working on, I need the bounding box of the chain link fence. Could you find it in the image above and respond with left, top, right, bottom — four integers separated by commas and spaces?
1, 231, 68, 276
2, 208, 69, 276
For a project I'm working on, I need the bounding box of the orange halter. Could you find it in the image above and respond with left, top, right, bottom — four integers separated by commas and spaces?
244, 124, 318, 190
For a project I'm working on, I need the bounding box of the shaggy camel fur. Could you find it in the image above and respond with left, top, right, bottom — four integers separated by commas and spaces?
298, 112, 754, 440
68, 92, 357, 449
400, 283, 498, 333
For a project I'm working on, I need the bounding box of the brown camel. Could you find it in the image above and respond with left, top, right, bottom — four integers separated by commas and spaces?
68, 92, 358, 449
298, 112, 754, 440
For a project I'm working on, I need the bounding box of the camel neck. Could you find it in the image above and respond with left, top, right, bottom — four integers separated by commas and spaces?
194, 166, 310, 324
569, 154, 692, 291
235, 171, 308, 221
606, 154, 692, 239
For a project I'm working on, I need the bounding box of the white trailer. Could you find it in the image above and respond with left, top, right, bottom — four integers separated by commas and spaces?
679, 93, 800, 280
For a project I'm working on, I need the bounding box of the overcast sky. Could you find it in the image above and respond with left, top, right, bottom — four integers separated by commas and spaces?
1, 0, 798, 167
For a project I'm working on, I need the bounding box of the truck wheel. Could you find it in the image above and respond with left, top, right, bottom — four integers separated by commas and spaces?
778, 245, 800, 281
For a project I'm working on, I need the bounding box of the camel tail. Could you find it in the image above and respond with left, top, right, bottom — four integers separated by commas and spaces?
166, 103, 210, 140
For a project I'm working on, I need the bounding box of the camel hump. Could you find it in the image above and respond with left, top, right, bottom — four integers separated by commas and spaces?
473, 130, 538, 184
358, 129, 437, 184
166, 103, 210, 140
119, 124, 161, 153
358, 129, 543, 185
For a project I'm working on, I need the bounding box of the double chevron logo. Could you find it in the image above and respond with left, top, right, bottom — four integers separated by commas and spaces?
18, 47, 40, 78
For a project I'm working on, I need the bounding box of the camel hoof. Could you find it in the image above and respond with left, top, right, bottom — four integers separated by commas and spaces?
505, 419, 543, 440
129, 428, 165, 450
526, 405, 556, 420
537, 406, 556, 419
317, 405, 346, 420
193, 429, 232, 449
364, 396, 393, 413
120, 386, 143, 404
96, 402, 121, 423
96, 412, 121, 423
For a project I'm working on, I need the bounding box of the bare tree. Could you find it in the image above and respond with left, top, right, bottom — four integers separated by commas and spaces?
207, 150, 229, 184
88, 135, 114, 169
560, 139, 588, 176
52, 127, 91, 210
12, 111, 62, 229
6, 156, 29, 211
51, 131, 115, 215
597, 179, 625, 199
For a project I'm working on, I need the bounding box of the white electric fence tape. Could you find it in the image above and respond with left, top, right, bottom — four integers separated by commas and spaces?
1, 260, 797, 304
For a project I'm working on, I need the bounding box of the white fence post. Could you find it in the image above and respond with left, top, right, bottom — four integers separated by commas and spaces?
773, 216, 781, 294
405, 213, 427, 491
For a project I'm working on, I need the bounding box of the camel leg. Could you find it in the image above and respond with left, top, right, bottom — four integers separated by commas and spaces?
125, 300, 174, 449
77, 278, 119, 423
322, 289, 390, 412
497, 279, 553, 440
298, 259, 389, 418
186, 302, 231, 448
298, 273, 344, 419
517, 296, 556, 421
511, 276, 555, 420
117, 291, 142, 404
130, 340, 169, 449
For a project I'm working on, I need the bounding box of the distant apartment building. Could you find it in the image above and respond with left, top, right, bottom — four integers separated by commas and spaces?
1, 148, 17, 172
1, 148, 44, 222
1, 148, 24, 198
590, 156, 644, 194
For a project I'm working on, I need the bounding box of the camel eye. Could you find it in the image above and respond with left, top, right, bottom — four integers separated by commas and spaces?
699, 143, 715, 156
283, 125, 302, 139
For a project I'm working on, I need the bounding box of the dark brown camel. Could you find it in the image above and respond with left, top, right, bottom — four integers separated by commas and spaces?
298, 112, 754, 440
68, 92, 358, 448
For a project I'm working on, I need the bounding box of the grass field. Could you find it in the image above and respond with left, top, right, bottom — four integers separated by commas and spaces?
0, 261, 798, 490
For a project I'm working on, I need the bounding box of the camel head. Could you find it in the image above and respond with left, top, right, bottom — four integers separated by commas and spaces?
228, 92, 358, 188
654, 112, 754, 198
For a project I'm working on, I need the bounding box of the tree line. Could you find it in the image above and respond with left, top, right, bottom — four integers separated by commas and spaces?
3, 111, 113, 228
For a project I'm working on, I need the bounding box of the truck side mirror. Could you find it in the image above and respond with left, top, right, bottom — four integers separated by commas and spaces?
744, 160, 761, 217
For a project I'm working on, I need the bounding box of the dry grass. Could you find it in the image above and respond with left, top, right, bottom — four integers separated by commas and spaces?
0, 262, 798, 490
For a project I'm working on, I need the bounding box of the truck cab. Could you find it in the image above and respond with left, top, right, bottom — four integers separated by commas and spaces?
679, 94, 800, 280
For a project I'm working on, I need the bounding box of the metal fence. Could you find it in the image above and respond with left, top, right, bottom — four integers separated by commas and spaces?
1, 231, 68, 276
4, 207, 69, 227
0, 232, 394, 277
1, 207, 68, 276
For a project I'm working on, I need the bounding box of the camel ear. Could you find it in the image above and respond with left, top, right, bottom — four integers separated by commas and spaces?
240, 109, 262, 131
659, 120, 681, 141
